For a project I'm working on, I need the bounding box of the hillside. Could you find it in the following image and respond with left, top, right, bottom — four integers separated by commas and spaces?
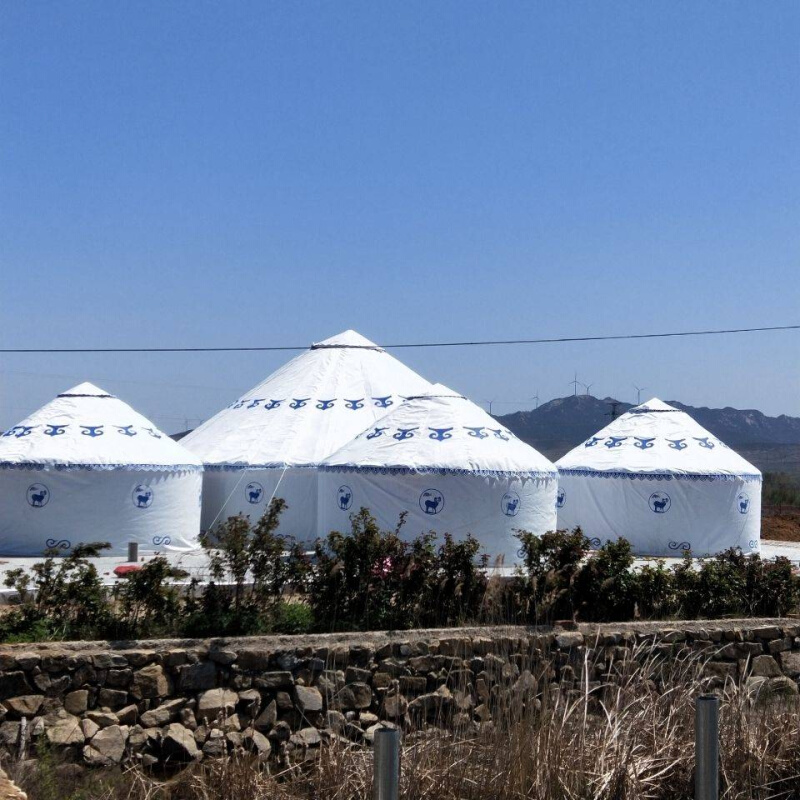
497, 395, 800, 474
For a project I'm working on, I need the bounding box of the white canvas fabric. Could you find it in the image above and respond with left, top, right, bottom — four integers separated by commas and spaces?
319, 385, 558, 564
0, 383, 203, 556
181, 330, 432, 538
555, 398, 762, 556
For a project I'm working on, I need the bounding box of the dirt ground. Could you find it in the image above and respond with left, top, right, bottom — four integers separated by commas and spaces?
762, 507, 800, 542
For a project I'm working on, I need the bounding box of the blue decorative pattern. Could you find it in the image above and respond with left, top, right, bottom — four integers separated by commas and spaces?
344, 398, 364, 410
366, 427, 388, 440
317, 399, 335, 410
393, 427, 418, 441
465, 427, 488, 439
428, 427, 453, 441
634, 437, 655, 449
321, 464, 557, 479
558, 467, 762, 483
44, 424, 68, 437
605, 436, 627, 448
372, 396, 393, 408
0, 462, 202, 473
572, 434, 745, 454
290, 398, 311, 410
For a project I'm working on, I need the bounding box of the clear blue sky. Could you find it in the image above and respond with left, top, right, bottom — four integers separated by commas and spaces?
2, 1, 798, 431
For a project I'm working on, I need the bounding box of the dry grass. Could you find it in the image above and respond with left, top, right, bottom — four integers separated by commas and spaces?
14, 643, 800, 800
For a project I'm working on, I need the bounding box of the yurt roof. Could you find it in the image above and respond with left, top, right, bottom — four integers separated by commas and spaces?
181, 330, 432, 467
556, 397, 760, 479
321, 384, 557, 478
0, 383, 203, 471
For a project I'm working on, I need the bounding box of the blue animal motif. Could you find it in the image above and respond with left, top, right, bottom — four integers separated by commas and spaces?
372, 396, 393, 409
134, 488, 153, 508
344, 399, 364, 410
584, 437, 602, 448
290, 398, 311, 410
605, 436, 627, 448
465, 427, 488, 439
502, 491, 521, 516
393, 427, 418, 441
45, 538, 70, 550
694, 437, 715, 449
338, 486, 353, 510
428, 427, 453, 441
419, 489, 444, 514
143, 427, 162, 439
634, 437, 655, 449
649, 492, 671, 513
246, 483, 263, 504
556, 488, 566, 508
667, 438, 687, 450
28, 485, 49, 507
80, 425, 104, 438
115, 425, 137, 437
44, 424, 68, 437
491, 429, 510, 441
424, 496, 441, 514
366, 427, 388, 440
152, 535, 171, 547
264, 399, 283, 411
247, 399, 266, 409
317, 399, 336, 410
737, 493, 750, 514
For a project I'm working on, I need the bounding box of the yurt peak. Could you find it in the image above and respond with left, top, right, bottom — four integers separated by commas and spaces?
57, 382, 114, 398
311, 330, 383, 351
629, 398, 680, 414
407, 383, 466, 401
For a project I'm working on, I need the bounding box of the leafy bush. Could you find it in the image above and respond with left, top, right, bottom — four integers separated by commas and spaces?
573, 537, 638, 622
514, 528, 589, 623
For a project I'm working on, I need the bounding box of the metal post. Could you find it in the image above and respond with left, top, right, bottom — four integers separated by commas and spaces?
695, 694, 719, 800
373, 726, 400, 800
127, 542, 139, 563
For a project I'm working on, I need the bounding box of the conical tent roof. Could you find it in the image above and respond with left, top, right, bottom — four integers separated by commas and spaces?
0, 382, 202, 470
322, 384, 557, 477
557, 398, 760, 478
182, 330, 432, 466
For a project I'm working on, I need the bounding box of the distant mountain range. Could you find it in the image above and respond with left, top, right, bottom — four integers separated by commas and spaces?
496, 395, 800, 475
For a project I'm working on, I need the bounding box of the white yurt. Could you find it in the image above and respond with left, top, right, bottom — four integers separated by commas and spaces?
0, 383, 203, 556
319, 385, 559, 564
181, 330, 431, 539
555, 398, 762, 556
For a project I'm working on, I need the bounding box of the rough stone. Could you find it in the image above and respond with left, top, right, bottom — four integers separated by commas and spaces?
290, 727, 321, 747
131, 665, 171, 700
555, 632, 584, 649
45, 713, 84, 747
178, 661, 217, 692
63, 691, 89, 716
3, 696, 44, 719
83, 725, 126, 766
295, 685, 323, 714
0, 673, 32, 702
162, 723, 201, 761
197, 689, 239, 722
254, 671, 293, 690
751, 655, 782, 678
242, 728, 271, 756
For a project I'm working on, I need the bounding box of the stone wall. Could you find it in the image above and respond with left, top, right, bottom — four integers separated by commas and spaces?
1, 619, 799, 770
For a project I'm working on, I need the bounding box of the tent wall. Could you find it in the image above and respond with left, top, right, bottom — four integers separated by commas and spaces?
199, 466, 318, 540
556, 471, 761, 557
318, 469, 558, 565
0, 468, 202, 556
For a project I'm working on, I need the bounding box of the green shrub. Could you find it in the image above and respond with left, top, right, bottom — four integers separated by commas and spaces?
573, 537, 638, 622
514, 528, 589, 623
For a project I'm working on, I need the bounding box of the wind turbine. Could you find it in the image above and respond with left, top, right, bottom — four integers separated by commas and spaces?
569, 373, 580, 397
486, 399, 496, 415
633, 385, 647, 405
580, 382, 594, 396
530, 393, 540, 409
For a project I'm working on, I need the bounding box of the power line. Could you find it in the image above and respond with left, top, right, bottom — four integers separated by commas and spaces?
0, 323, 797, 354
